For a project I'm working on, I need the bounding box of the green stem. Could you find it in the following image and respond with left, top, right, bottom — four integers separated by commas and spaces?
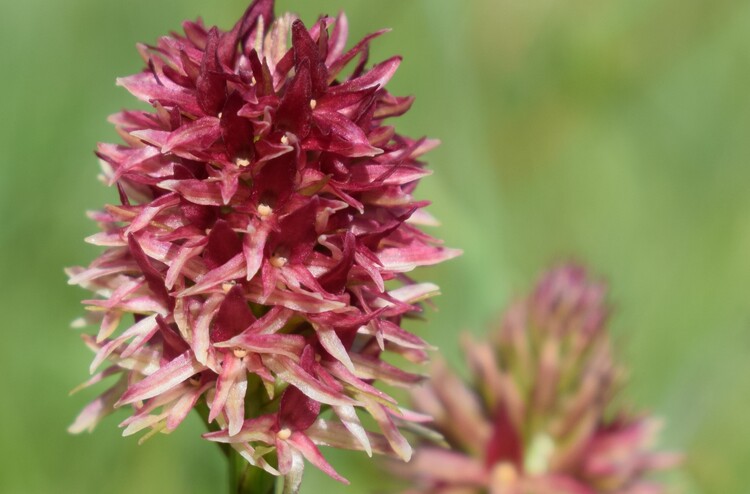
229, 448, 277, 494
195, 375, 281, 494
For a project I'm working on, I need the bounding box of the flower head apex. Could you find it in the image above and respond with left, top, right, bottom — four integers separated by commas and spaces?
400, 265, 680, 494
67, 0, 459, 488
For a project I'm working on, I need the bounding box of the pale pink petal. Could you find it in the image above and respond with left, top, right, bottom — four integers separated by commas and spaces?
68, 377, 128, 433
124, 193, 180, 235
116, 351, 206, 406
89, 315, 158, 373
316, 325, 355, 373
288, 431, 349, 484
377, 245, 462, 273
243, 220, 271, 281
333, 405, 371, 456
178, 254, 246, 297
307, 419, 394, 455
363, 399, 412, 461
264, 356, 354, 407
166, 381, 211, 431
409, 448, 487, 485
215, 333, 306, 360
209, 352, 243, 423
190, 292, 223, 364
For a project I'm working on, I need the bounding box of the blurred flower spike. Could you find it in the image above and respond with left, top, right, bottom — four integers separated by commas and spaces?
401, 265, 681, 494
66, 0, 459, 489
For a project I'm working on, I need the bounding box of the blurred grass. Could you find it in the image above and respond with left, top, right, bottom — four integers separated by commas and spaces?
1, 0, 749, 492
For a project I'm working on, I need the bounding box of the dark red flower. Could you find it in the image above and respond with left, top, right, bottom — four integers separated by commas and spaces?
68, 0, 459, 486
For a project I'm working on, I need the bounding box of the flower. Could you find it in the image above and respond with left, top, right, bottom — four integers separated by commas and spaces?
398, 265, 680, 494
67, 0, 459, 487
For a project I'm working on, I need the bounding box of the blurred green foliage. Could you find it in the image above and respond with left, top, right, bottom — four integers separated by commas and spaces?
1, 0, 748, 492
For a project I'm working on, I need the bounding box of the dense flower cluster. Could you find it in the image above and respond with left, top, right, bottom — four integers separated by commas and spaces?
67, 0, 458, 486
399, 265, 680, 494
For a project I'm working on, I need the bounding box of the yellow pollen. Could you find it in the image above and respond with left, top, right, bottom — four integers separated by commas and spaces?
217, 112, 223, 119
235, 157, 251, 167
257, 203, 273, 217
251, 76, 257, 85
490, 463, 519, 488
221, 281, 236, 293
270, 255, 288, 268
280, 135, 289, 145
277, 428, 292, 440
233, 348, 248, 359
309, 99, 317, 110
188, 376, 201, 387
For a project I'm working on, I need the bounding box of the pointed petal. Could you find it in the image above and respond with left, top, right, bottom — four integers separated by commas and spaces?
243, 221, 271, 281
89, 315, 159, 373
178, 253, 246, 296
191, 292, 224, 364
215, 333, 305, 360
363, 400, 412, 461
264, 356, 354, 407
69, 377, 128, 433
377, 244, 462, 272
116, 351, 205, 406
333, 405, 371, 456
316, 326, 355, 373
288, 432, 349, 483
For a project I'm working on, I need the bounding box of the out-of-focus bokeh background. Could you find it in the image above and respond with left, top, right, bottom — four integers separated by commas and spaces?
1, 0, 749, 492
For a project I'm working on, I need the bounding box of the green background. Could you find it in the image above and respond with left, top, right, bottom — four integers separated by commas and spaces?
1, 0, 748, 492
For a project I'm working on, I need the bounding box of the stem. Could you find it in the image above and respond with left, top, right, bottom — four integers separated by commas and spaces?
229, 448, 277, 494
195, 375, 281, 494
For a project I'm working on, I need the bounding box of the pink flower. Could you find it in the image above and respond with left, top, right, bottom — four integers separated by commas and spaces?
399, 265, 680, 494
67, 0, 458, 487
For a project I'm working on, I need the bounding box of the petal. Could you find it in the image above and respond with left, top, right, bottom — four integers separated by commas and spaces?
215, 333, 305, 360
158, 179, 225, 206
68, 376, 128, 433
116, 72, 201, 115
89, 315, 159, 373
116, 351, 206, 406
128, 234, 172, 310
203, 414, 277, 444
288, 432, 349, 484
377, 244, 462, 273
166, 381, 211, 431
264, 356, 354, 407
190, 292, 223, 365
211, 284, 256, 343
178, 253, 246, 297
209, 353, 246, 436
363, 399, 412, 461
124, 193, 180, 235
316, 326, 355, 373
332, 405, 371, 456
279, 385, 321, 432
306, 419, 394, 455
196, 28, 227, 115
243, 220, 271, 281
409, 448, 488, 485
330, 56, 401, 94
162, 117, 221, 154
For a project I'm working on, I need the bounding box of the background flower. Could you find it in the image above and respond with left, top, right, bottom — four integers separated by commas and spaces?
399, 265, 681, 494
1, 0, 747, 492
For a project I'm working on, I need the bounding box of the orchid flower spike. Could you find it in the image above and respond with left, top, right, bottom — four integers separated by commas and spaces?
67, 1, 459, 491
398, 265, 681, 494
